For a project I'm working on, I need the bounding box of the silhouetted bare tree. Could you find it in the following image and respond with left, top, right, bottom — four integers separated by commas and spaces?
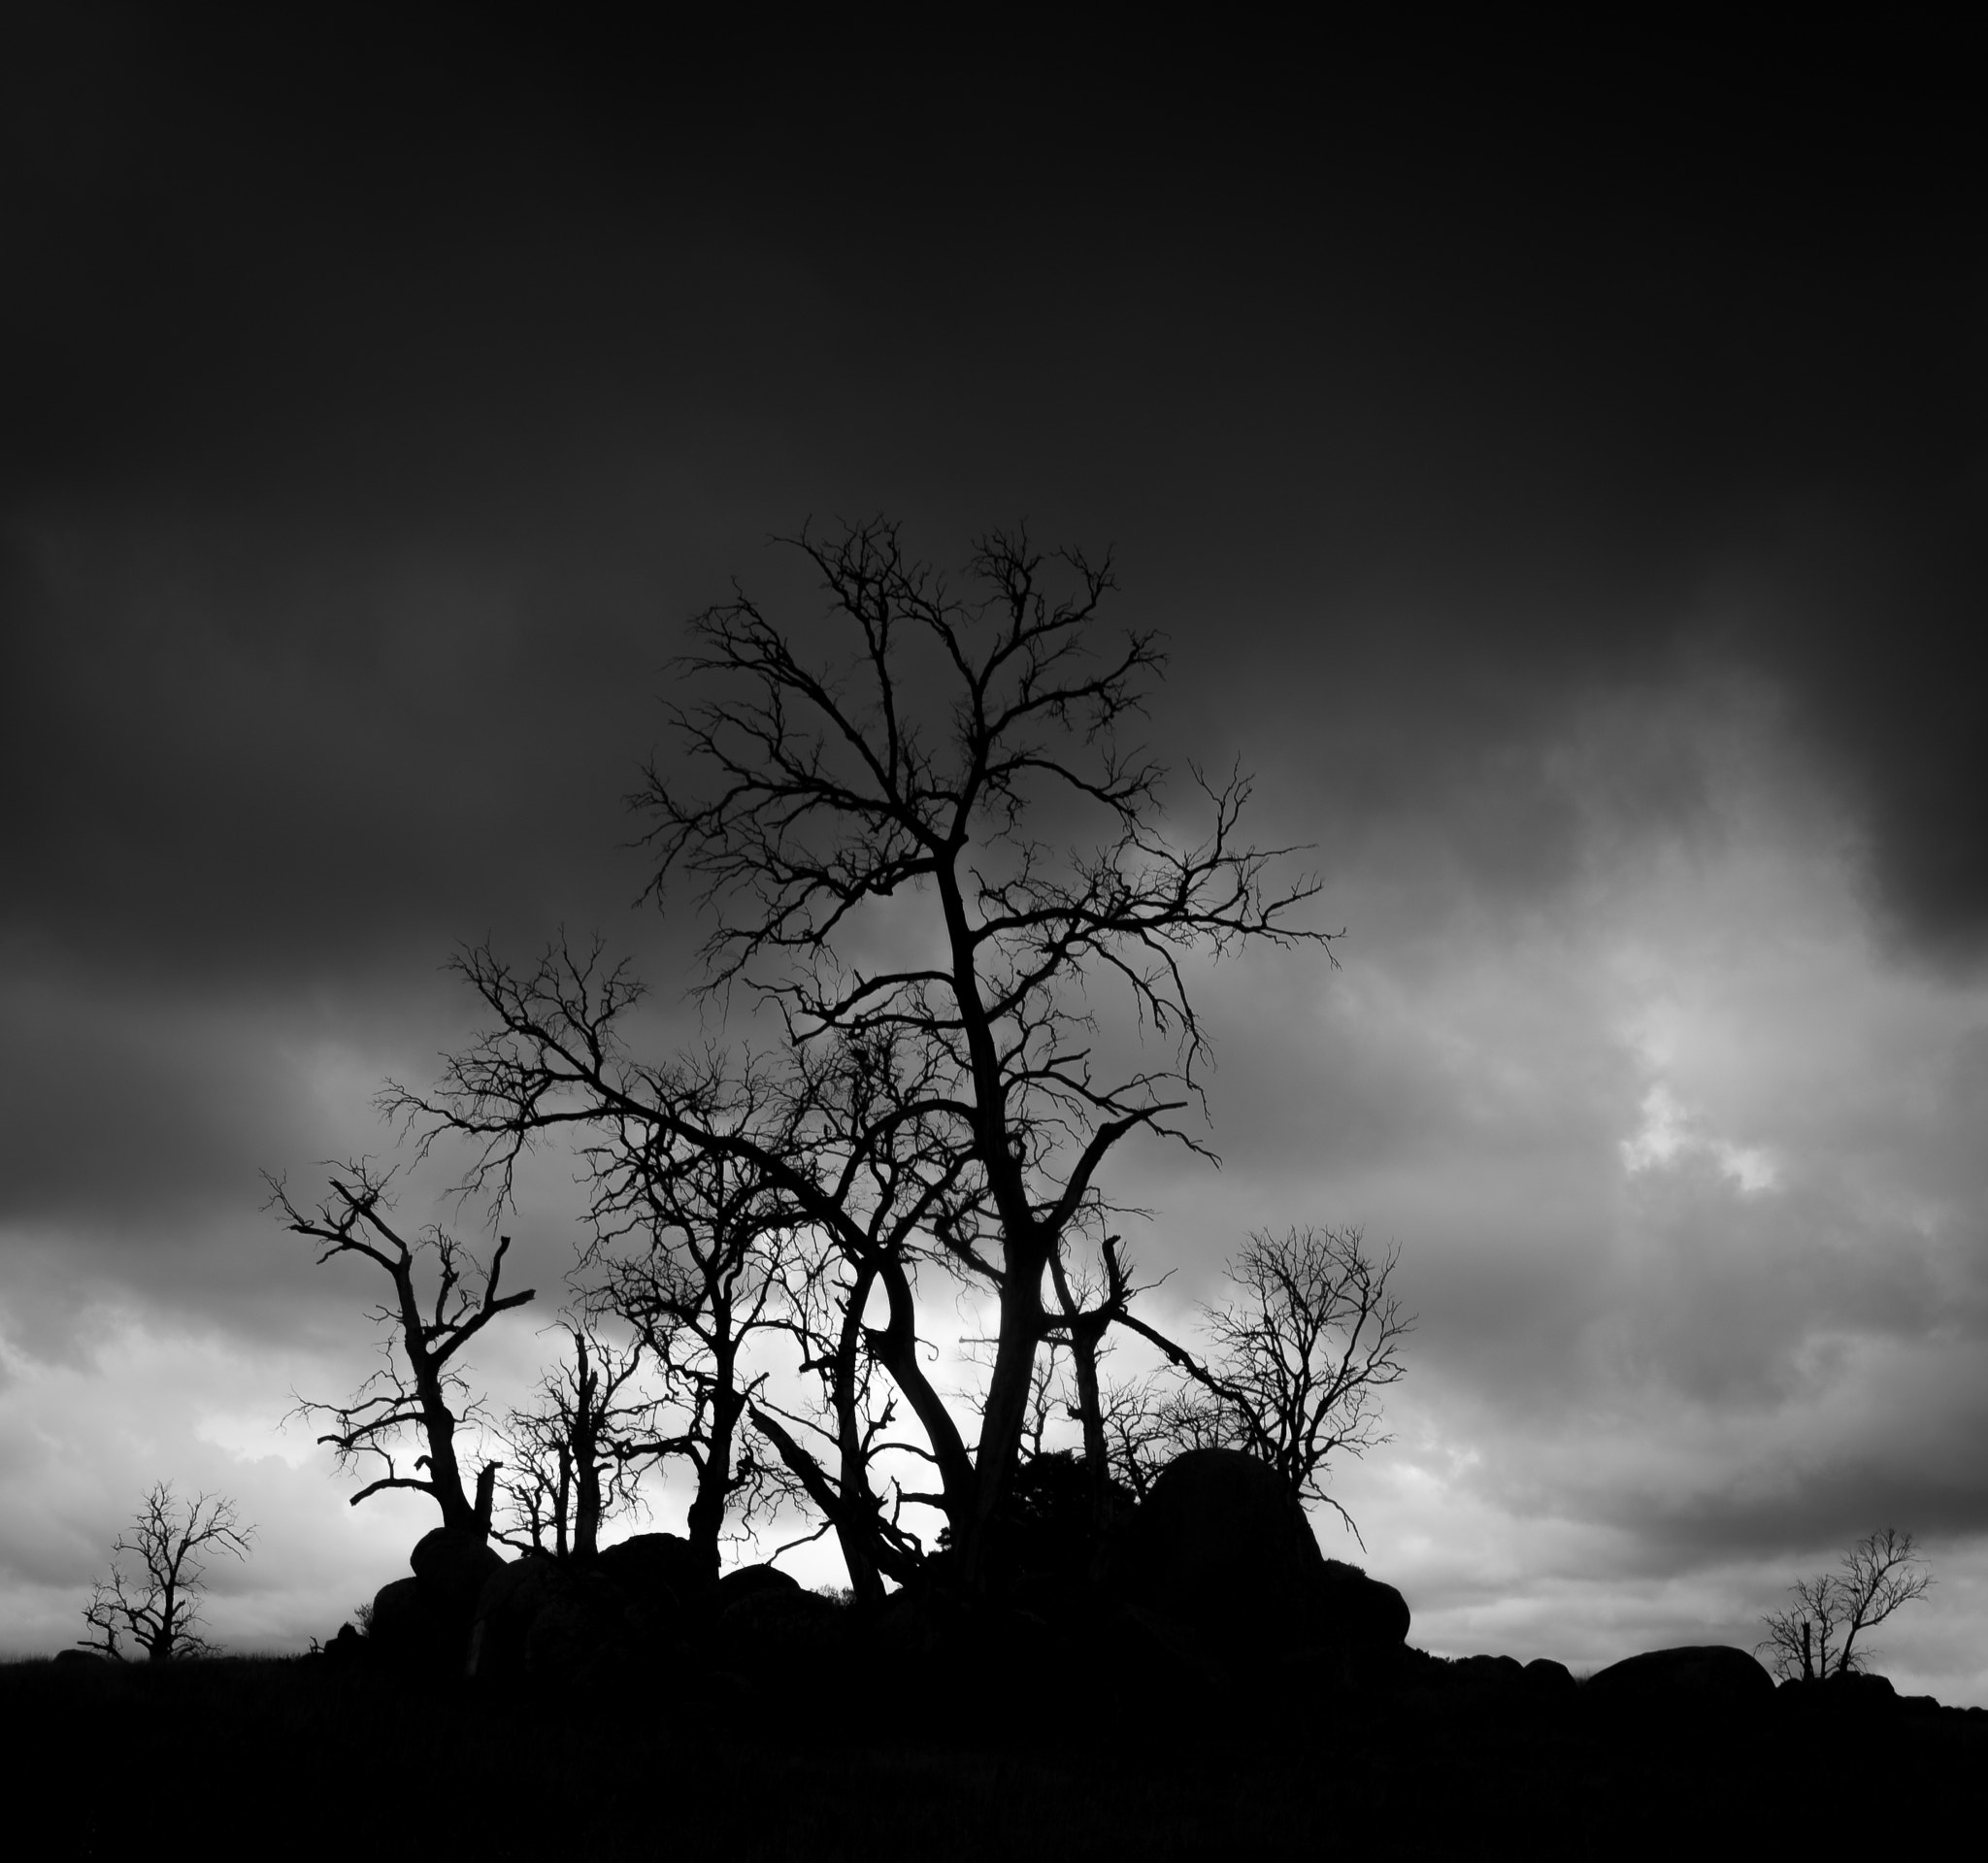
500, 1317, 650, 1561
580, 1049, 802, 1572
269, 1162, 534, 1536
1759, 1527, 1934, 1680
387, 520, 1330, 1590
1122, 1225, 1409, 1540
1092, 1367, 1229, 1502
80, 1483, 253, 1661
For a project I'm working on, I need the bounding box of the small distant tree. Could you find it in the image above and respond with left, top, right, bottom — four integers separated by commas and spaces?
1759, 1527, 1934, 1681
269, 1162, 535, 1536
1123, 1224, 1410, 1542
500, 1317, 651, 1561
80, 1483, 253, 1662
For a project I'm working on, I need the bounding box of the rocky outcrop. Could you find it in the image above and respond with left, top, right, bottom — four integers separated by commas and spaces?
1449, 1652, 1529, 1692
1110, 1448, 1410, 1662
717, 1582, 847, 1666
1317, 1557, 1412, 1647
1115, 1448, 1321, 1610
718, 1562, 802, 1610
411, 1528, 505, 1632
1585, 1645, 1773, 1709
466, 1556, 569, 1680
522, 1567, 632, 1682
1524, 1656, 1577, 1698
367, 1574, 454, 1671
1774, 1670, 1917, 1721
357, 1527, 507, 1676
597, 1532, 716, 1618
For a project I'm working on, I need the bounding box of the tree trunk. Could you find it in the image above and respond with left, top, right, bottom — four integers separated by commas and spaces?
747, 1402, 887, 1607
393, 1258, 478, 1533
829, 1262, 886, 1608
866, 1251, 977, 1553
1067, 1321, 1112, 1537
148, 1585, 178, 1662
554, 1446, 571, 1560
686, 1380, 746, 1571
473, 1463, 499, 1540
961, 1239, 1049, 1588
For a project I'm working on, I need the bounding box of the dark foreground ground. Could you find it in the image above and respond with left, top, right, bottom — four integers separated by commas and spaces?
6, 1651, 1981, 1861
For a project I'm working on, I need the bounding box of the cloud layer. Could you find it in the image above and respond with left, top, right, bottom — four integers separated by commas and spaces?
3, 14, 1983, 1692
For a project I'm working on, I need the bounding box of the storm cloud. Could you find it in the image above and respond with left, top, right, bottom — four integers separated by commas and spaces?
3, 12, 1984, 1690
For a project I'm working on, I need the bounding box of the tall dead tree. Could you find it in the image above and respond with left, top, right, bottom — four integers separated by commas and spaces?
270, 1163, 534, 1536
388, 521, 1329, 1589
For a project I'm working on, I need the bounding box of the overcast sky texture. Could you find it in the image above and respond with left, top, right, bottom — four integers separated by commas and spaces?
4, 14, 1985, 1695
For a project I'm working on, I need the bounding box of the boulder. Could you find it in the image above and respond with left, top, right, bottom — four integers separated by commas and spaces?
716, 1583, 849, 1664
524, 1568, 630, 1682
1116, 1449, 1324, 1614
1450, 1652, 1529, 1692
52, 1648, 109, 1670
1776, 1670, 1902, 1720
1585, 1645, 1773, 1710
321, 1622, 366, 1668
368, 1574, 454, 1671
411, 1527, 505, 1633
1112, 1448, 1409, 1655
717, 1562, 801, 1610
1318, 1558, 1412, 1647
1524, 1656, 1577, 1698
597, 1532, 713, 1614
467, 1556, 569, 1681
1829, 1669, 1898, 1709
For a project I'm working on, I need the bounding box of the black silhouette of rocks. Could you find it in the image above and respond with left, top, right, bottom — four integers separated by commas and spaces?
717, 1582, 847, 1663
412, 1526, 505, 1631
717, 1562, 801, 1609
1318, 1556, 1412, 1647
1117, 1448, 1319, 1608
1449, 1652, 1529, 1692
1828, 1669, 1897, 1709
1112, 1448, 1410, 1659
462, 1543, 712, 1684
1524, 1656, 1577, 1697
467, 1555, 568, 1680
1776, 1670, 1905, 1720
597, 1532, 715, 1615
52, 1648, 108, 1669
523, 1567, 631, 1682
368, 1573, 454, 1671
1585, 1645, 1773, 1709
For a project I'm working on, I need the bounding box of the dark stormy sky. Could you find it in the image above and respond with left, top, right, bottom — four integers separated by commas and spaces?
4, 11, 1984, 1691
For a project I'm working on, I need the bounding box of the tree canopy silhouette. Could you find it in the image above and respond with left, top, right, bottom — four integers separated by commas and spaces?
270, 1163, 534, 1536
1760, 1527, 1933, 1681
80, 1482, 253, 1662
388, 519, 1334, 1589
